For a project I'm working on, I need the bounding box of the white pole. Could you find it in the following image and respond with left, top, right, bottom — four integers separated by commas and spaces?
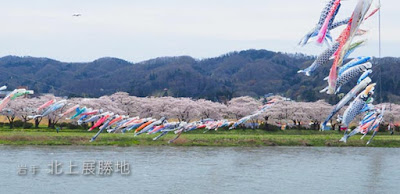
378, 0, 382, 102
379, 0, 381, 58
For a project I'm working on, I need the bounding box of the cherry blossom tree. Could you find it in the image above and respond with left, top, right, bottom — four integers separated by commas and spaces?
150, 97, 177, 119
196, 99, 228, 120
108, 92, 139, 116
7, 90, 390, 132
227, 96, 262, 120
1, 109, 16, 128
1, 97, 42, 128
76, 96, 125, 115
33, 94, 56, 128
374, 103, 400, 132
301, 100, 332, 130
12, 97, 39, 128
46, 96, 69, 129
169, 97, 200, 122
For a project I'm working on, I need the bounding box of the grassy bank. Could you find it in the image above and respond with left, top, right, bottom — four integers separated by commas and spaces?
1, 128, 400, 147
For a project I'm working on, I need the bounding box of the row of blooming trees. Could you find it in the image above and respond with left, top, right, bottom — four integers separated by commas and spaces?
1, 92, 400, 130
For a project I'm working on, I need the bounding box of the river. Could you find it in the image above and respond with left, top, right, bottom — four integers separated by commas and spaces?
0, 146, 399, 194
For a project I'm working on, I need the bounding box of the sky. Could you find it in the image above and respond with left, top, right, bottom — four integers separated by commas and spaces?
0, 0, 398, 62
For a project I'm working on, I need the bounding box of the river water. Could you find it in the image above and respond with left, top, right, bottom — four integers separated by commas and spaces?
0, 146, 399, 194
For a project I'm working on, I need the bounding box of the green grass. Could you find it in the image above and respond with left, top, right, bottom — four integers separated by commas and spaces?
1, 127, 400, 147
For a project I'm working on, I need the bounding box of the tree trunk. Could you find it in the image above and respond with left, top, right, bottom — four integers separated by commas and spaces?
311, 122, 316, 130
82, 123, 88, 130
264, 116, 269, 131
50, 118, 60, 129
48, 118, 52, 128
7, 116, 15, 129
35, 118, 42, 128
22, 116, 27, 129
293, 120, 301, 130
23, 120, 27, 129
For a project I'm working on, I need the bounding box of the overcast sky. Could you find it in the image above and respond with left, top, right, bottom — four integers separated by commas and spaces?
0, 0, 397, 62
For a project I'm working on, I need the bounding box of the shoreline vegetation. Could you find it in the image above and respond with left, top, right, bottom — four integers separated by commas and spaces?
1, 128, 400, 147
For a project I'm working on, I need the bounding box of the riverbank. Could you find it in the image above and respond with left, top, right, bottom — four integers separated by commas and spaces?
0, 128, 399, 147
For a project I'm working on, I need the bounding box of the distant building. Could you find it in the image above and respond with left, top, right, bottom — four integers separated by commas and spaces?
18, 86, 29, 98
283, 97, 292, 101
162, 88, 168, 97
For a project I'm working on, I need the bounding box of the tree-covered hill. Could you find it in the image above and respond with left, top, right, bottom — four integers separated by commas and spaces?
0, 50, 398, 103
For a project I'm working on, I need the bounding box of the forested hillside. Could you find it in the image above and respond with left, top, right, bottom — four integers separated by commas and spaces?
0, 50, 398, 104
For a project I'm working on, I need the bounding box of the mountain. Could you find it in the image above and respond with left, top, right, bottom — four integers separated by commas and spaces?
0, 50, 399, 104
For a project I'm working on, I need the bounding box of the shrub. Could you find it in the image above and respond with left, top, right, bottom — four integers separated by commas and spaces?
12, 120, 33, 129
67, 123, 80, 129
13, 120, 24, 128
59, 122, 80, 129
24, 122, 33, 129
259, 123, 280, 131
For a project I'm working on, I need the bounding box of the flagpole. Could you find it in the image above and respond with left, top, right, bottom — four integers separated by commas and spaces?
379, 0, 381, 58
379, 0, 382, 103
